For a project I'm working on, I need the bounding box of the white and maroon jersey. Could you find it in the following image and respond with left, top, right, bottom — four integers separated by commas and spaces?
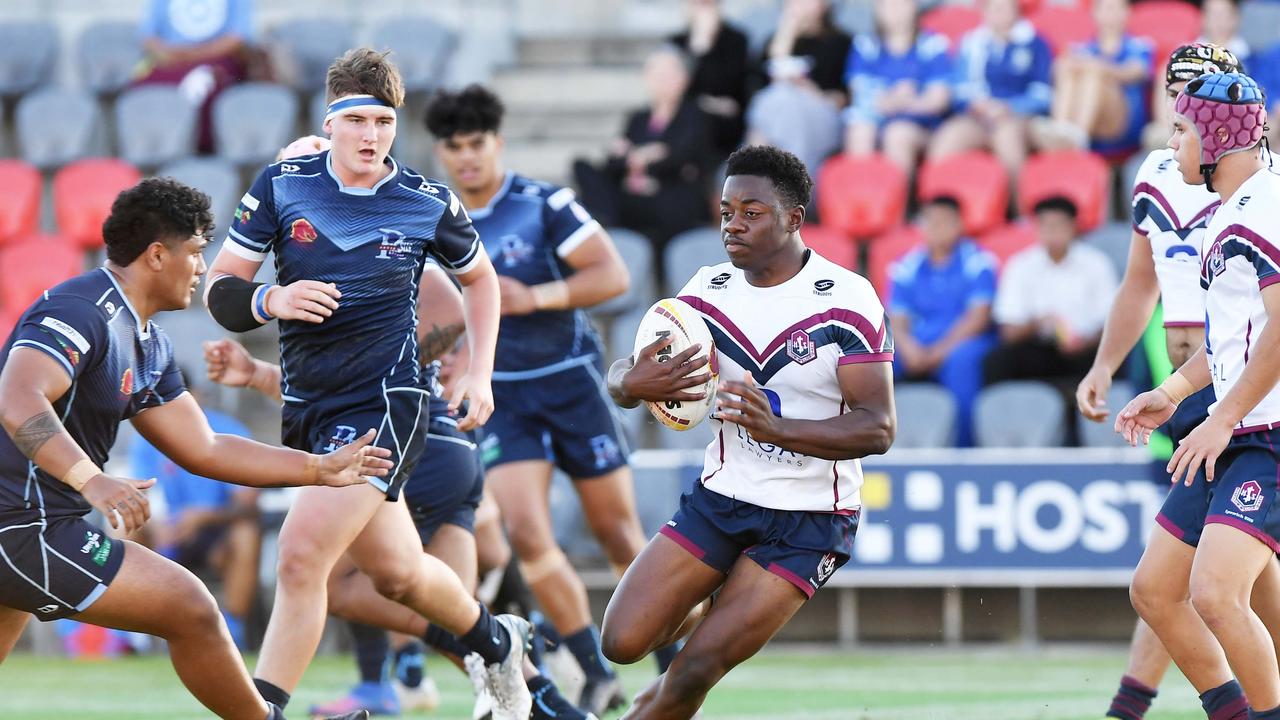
676, 249, 893, 513
1200, 168, 1280, 433
1132, 148, 1220, 327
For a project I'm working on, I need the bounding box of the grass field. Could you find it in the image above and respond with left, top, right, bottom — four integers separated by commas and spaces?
0, 645, 1210, 720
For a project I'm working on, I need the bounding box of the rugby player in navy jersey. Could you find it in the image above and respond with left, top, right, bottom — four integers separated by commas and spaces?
202, 50, 530, 718
424, 84, 656, 715
0, 177, 390, 720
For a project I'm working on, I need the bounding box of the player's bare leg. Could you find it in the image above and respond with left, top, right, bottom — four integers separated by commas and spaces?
1189, 524, 1280, 710
1119, 621, 1171, 693
217, 516, 261, 629
575, 467, 646, 578
1250, 555, 1280, 663
621, 555, 808, 720
0, 604, 30, 661
1131, 526, 1234, 692
77, 540, 271, 720
474, 491, 511, 575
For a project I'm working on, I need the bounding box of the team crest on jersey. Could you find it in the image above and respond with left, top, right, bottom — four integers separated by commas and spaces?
119, 368, 133, 395
499, 234, 533, 268
290, 218, 317, 243
1205, 240, 1227, 278
815, 552, 838, 583
1232, 480, 1265, 513
375, 228, 411, 260
786, 329, 816, 365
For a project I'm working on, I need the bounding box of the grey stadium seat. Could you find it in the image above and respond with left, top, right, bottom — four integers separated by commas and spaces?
0, 21, 57, 99
213, 83, 299, 167
1241, 2, 1280, 62
1084, 221, 1131, 276
663, 226, 727, 296
1079, 380, 1135, 448
115, 85, 198, 169
893, 383, 958, 448
270, 20, 351, 93
593, 227, 655, 317
78, 21, 143, 96
157, 157, 242, 241
975, 380, 1067, 448
16, 88, 103, 170
369, 16, 458, 94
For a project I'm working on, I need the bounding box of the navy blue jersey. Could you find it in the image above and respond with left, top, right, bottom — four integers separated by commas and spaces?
473, 173, 603, 378
0, 270, 186, 519
225, 152, 483, 404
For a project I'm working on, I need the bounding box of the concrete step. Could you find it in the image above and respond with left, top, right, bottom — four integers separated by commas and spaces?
503, 139, 604, 187
492, 66, 646, 110
502, 107, 629, 143
517, 34, 666, 67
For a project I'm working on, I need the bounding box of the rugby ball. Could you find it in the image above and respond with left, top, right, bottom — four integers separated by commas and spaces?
632, 298, 718, 431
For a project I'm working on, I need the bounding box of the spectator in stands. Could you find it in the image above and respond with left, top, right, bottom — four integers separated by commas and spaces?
888, 196, 998, 447
1034, 0, 1152, 155
926, 0, 1051, 184
670, 0, 752, 158
128, 375, 260, 649
134, 0, 255, 153
985, 197, 1118, 392
843, 0, 953, 174
743, 0, 852, 175
573, 45, 713, 255
1198, 0, 1250, 63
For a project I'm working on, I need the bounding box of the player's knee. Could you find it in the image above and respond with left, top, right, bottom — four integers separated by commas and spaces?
370, 562, 418, 603
1189, 579, 1246, 631
166, 581, 224, 639
600, 622, 648, 665
275, 540, 328, 593
1129, 568, 1167, 619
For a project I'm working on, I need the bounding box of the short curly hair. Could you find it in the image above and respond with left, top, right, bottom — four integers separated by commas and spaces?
724, 145, 813, 209
425, 85, 505, 139
102, 178, 213, 266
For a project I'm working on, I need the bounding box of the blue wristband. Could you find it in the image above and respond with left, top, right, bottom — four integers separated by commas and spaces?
254, 284, 275, 322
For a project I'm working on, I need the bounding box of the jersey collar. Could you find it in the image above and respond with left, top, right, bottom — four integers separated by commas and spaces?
464, 171, 515, 220
325, 151, 400, 196
98, 267, 151, 340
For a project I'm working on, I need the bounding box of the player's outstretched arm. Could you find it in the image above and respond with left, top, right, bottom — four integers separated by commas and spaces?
608, 335, 712, 409
130, 394, 392, 488
448, 252, 500, 431
1078, 231, 1160, 422
203, 339, 282, 401
0, 349, 155, 533
1115, 344, 1212, 448
718, 363, 895, 461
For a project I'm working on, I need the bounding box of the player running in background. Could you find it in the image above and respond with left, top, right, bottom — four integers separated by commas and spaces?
425, 85, 653, 715
604, 145, 895, 719
1077, 43, 1280, 720
1118, 70, 1280, 719
202, 50, 532, 718
0, 177, 389, 720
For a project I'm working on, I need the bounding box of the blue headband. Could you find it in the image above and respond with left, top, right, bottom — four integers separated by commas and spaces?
325, 94, 395, 122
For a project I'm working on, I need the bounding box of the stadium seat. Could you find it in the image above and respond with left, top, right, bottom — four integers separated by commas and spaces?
0, 21, 58, 99
212, 83, 299, 168
369, 16, 458, 95
0, 235, 84, 314
917, 151, 1010, 236
16, 87, 103, 171
664, 226, 727, 295
1079, 380, 1135, 448
920, 5, 981, 47
866, 225, 922, 297
1018, 150, 1110, 233
1083, 221, 1132, 276
157, 157, 242, 241
0, 160, 43, 246
978, 221, 1037, 270
802, 224, 856, 271
593, 227, 654, 317
817, 154, 908, 241
1029, 6, 1095, 56
77, 20, 142, 97
54, 159, 143, 250
974, 380, 1067, 447
114, 86, 198, 169
1126, 2, 1200, 73
269, 20, 352, 93
894, 383, 958, 448
1242, 2, 1280, 60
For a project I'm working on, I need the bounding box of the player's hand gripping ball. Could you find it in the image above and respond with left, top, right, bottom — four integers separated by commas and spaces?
630, 298, 718, 430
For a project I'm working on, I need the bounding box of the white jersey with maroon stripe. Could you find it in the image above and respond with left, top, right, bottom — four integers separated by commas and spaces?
676, 249, 893, 513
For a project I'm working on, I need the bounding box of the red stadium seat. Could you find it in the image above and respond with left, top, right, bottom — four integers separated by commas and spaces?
816, 154, 908, 242
866, 225, 922, 298
919, 5, 980, 47
917, 151, 1010, 236
1017, 150, 1110, 232
1126, 1, 1200, 73
54, 158, 142, 250
978, 221, 1038, 270
801, 224, 857, 271
1029, 6, 1095, 56
0, 160, 41, 246
0, 234, 85, 314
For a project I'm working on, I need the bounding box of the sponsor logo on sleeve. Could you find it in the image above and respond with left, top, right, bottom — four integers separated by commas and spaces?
240, 192, 260, 211
40, 317, 90, 353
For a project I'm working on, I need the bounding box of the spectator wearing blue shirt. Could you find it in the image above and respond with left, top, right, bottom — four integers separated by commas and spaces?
1034, 0, 1151, 155
129, 385, 260, 648
843, 0, 953, 173
927, 0, 1051, 183
135, 0, 256, 152
888, 196, 998, 446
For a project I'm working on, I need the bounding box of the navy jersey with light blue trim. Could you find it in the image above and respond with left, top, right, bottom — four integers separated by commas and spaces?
225, 152, 483, 403
473, 173, 604, 376
0, 270, 185, 519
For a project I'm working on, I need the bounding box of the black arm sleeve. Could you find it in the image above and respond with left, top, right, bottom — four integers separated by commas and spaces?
206, 275, 267, 332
